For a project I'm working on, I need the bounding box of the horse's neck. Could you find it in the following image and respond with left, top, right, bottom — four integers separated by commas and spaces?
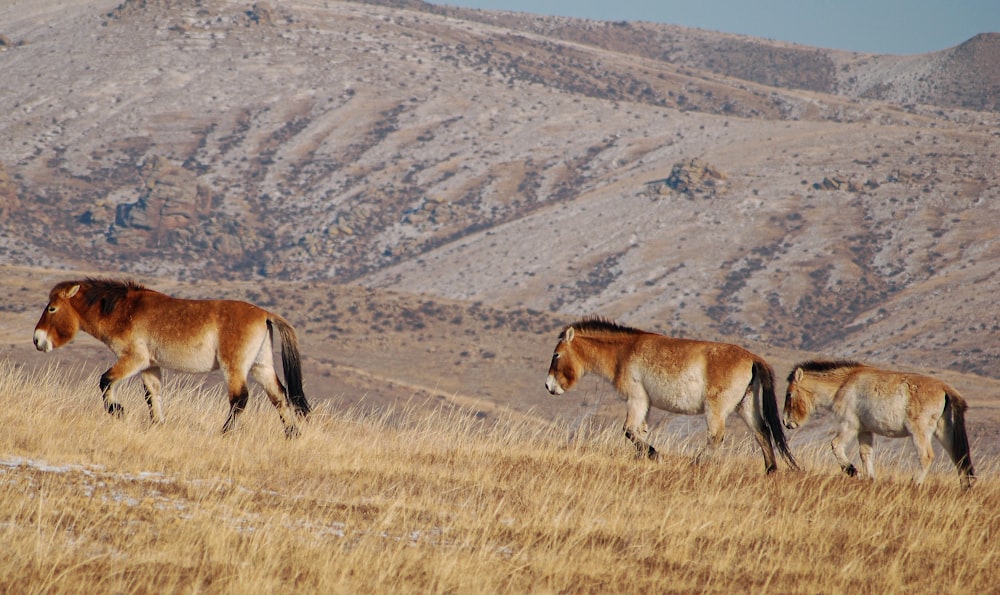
805, 370, 854, 405
73, 295, 125, 342
576, 334, 633, 380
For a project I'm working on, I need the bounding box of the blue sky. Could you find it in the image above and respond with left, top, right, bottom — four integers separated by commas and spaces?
430, 0, 1000, 55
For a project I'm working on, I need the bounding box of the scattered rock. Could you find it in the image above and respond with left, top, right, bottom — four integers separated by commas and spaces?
246, 2, 274, 25
646, 158, 727, 199
813, 175, 865, 192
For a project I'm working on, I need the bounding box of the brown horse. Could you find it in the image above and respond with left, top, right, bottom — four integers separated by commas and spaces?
33, 279, 311, 437
783, 360, 974, 487
545, 317, 797, 473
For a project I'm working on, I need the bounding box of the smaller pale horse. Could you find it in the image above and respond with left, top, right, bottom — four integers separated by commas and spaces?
33, 279, 312, 437
783, 360, 974, 487
545, 317, 797, 474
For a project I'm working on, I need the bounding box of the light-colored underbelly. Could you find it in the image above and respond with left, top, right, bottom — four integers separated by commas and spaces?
645, 371, 707, 415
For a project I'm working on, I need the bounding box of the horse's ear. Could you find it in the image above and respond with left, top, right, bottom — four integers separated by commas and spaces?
564, 327, 575, 343
64, 284, 81, 299
793, 367, 803, 382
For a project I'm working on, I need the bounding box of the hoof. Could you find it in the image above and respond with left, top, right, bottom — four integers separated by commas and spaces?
844, 464, 858, 477
106, 403, 124, 417
765, 464, 778, 475
284, 425, 302, 439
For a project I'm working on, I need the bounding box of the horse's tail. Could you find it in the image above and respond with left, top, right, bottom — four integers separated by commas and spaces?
268, 315, 312, 417
754, 358, 799, 470
945, 390, 975, 485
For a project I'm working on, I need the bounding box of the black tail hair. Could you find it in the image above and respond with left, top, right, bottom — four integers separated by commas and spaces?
269, 317, 312, 417
755, 359, 799, 470
946, 392, 975, 484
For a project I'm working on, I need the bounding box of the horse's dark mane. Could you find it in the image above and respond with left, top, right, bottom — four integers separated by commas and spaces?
788, 359, 864, 382
566, 316, 643, 337
71, 278, 146, 316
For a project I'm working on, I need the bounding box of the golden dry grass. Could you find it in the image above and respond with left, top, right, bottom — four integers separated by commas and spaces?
1, 359, 998, 594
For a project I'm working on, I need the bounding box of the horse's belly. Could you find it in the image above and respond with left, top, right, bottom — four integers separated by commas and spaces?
645, 376, 706, 415
855, 403, 909, 436
150, 344, 219, 374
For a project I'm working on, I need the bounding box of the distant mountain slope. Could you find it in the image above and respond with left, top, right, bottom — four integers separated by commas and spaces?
1, 0, 999, 383
370, 0, 1000, 113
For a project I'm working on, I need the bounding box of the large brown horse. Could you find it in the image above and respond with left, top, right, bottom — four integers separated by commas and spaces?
783, 360, 974, 487
545, 317, 797, 474
33, 279, 311, 437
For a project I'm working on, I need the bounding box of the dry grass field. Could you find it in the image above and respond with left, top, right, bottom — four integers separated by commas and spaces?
2, 359, 998, 594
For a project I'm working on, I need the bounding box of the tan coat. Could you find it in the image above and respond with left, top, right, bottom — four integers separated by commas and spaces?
783, 360, 974, 487
546, 317, 796, 473
34, 279, 310, 436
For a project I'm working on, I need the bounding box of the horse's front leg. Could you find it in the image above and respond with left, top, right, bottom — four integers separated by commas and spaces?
623, 392, 657, 460
99, 353, 148, 418
831, 425, 858, 477
141, 367, 165, 424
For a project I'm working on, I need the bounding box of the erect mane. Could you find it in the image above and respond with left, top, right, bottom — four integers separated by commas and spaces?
788, 359, 864, 383
60, 278, 146, 316
564, 316, 644, 338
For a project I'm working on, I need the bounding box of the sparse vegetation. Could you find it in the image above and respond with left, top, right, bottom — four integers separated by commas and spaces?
2, 360, 999, 593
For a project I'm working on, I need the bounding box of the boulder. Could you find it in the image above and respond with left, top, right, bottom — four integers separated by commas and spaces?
646, 158, 727, 199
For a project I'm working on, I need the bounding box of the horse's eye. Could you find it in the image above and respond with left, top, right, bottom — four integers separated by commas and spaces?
47, 306, 56, 313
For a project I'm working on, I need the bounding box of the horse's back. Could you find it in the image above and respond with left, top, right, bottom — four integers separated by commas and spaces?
639, 335, 756, 375
137, 293, 268, 328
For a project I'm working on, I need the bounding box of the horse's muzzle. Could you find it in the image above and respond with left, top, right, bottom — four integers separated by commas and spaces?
783, 418, 798, 430
33, 330, 53, 352
545, 375, 564, 395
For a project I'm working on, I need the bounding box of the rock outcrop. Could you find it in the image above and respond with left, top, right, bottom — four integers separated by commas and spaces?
646, 159, 727, 199
113, 156, 210, 247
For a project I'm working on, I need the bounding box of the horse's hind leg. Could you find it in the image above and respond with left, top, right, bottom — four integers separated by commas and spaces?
910, 425, 936, 485
221, 380, 249, 434
737, 392, 777, 473
251, 362, 301, 439
933, 413, 973, 487
141, 367, 165, 424
694, 403, 728, 466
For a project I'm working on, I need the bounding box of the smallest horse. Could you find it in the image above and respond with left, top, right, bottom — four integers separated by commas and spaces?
33, 279, 311, 437
783, 360, 974, 488
545, 317, 797, 474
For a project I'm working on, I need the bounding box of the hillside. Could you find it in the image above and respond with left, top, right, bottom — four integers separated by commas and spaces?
1, 0, 999, 435
416, 2, 1000, 112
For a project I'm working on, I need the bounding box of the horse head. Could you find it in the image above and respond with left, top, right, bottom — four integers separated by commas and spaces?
782, 366, 814, 429
33, 283, 82, 352
545, 326, 583, 395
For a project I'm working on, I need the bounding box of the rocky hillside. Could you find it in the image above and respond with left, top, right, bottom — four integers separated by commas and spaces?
1, 0, 999, 388
382, 0, 1000, 112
